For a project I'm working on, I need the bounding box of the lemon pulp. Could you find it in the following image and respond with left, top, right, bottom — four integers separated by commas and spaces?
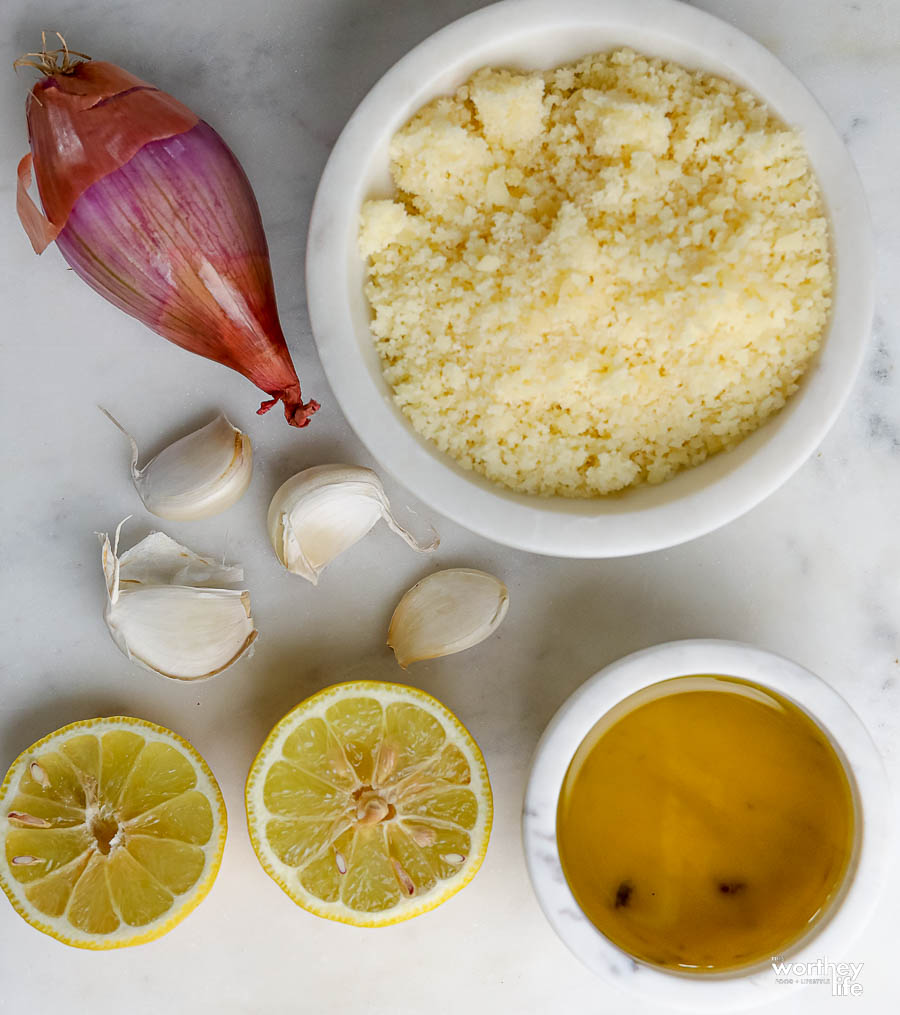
0, 716, 226, 948
246, 681, 492, 925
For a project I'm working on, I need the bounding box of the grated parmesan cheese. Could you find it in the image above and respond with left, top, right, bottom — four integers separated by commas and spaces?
359, 49, 832, 497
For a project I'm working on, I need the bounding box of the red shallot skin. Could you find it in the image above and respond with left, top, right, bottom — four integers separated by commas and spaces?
55, 122, 318, 426
24, 61, 198, 238
18, 59, 319, 427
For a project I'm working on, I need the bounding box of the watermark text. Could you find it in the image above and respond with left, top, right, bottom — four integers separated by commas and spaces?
771, 956, 863, 996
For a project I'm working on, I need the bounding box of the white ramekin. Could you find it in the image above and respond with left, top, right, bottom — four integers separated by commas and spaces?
521, 640, 891, 1010
306, 0, 873, 557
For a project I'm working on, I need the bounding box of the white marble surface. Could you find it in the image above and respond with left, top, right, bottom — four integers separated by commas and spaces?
0, 1, 897, 1012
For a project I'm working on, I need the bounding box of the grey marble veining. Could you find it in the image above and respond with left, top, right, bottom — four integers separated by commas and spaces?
0, 1, 898, 1013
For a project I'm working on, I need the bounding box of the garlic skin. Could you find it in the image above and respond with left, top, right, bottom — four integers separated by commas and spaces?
388, 568, 509, 669
100, 524, 257, 681
267, 465, 438, 585
102, 410, 252, 521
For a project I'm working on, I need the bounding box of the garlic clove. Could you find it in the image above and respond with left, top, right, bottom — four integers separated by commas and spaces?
99, 524, 257, 681
101, 409, 252, 521
267, 465, 438, 585
387, 568, 509, 668
104, 585, 256, 681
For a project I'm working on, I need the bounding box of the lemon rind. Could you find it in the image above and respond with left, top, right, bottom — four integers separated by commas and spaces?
245, 680, 493, 927
0, 715, 227, 949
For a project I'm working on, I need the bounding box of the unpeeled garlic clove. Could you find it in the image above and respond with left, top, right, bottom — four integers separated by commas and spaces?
101, 409, 252, 520
99, 521, 257, 681
267, 465, 438, 585
387, 568, 509, 668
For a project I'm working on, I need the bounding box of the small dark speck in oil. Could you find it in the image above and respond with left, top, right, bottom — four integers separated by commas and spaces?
615, 881, 633, 908
718, 880, 746, 896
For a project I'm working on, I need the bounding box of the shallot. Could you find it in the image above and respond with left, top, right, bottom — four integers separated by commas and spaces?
15, 35, 318, 427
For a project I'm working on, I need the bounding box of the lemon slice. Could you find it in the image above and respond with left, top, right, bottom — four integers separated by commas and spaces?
0, 716, 226, 948
246, 681, 492, 926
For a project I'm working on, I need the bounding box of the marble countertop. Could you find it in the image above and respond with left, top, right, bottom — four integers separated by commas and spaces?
0, 1, 897, 1012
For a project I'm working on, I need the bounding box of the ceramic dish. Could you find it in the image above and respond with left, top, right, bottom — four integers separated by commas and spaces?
306, 0, 873, 558
521, 640, 891, 1010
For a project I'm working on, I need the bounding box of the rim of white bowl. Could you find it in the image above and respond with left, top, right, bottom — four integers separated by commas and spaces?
306, 0, 874, 558
521, 640, 892, 1010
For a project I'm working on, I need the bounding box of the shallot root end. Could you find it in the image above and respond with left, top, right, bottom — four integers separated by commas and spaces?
14, 32, 90, 76
257, 395, 321, 428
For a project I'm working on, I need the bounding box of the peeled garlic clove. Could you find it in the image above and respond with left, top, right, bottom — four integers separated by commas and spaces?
387, 568, 509, 668
101, 409, 252, 520
267, 465, 438, 585
99, 522, 256, 681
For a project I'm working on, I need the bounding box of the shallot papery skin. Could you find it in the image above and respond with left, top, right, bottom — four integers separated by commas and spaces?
16, 55, 319, 427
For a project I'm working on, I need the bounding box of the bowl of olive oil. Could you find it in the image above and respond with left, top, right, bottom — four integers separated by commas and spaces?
523, 641, 891, 1010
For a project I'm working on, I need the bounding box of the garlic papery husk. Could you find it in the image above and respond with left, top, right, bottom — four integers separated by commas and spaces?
267, 465, 439, 585
102, 409, 252, 520
100, 524, 257, 681
387, 568, 509, 669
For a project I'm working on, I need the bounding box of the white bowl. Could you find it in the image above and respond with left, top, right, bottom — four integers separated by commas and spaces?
306, 0, 873, 557
522, 640, 891, 1010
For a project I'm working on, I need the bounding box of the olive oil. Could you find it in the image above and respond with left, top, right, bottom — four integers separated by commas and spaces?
556, 676, 856, 972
